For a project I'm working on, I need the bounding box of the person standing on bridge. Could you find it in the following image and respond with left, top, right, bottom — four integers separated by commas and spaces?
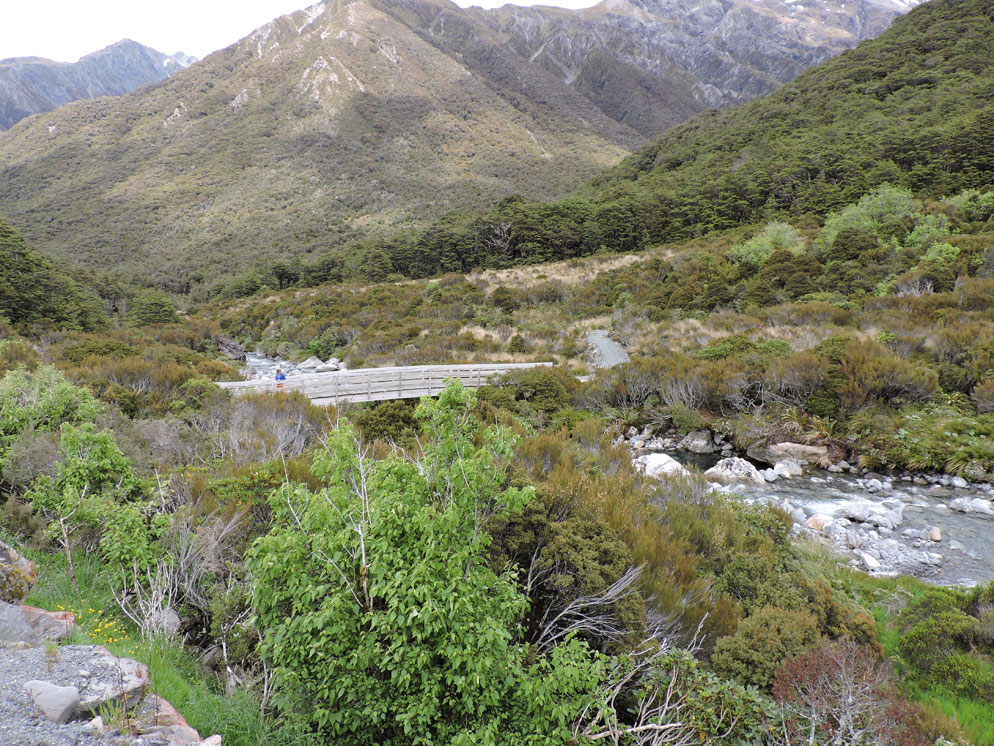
275, 369, 287, 390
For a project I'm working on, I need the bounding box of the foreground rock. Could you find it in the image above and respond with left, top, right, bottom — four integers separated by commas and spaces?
0, 643, 221, 745
21, 604, 76, 642
747, 441, 828, 466
0, 599, 38, 646
635, 453, 690, 479
24, 680, 80, 724
704, 457, 766, 486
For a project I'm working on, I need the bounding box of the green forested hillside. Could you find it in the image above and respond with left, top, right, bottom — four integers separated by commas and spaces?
257, 0, 994, 292
0, 219, 105, 331
579, 0, 994, 240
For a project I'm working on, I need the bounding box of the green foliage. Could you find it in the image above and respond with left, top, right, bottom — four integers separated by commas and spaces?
350, 399, 418, 445
0, 365, 102, 467
897, 582, 994, 701
506, 333, 527, 354
128, 290, 181, 326
819, 185, 918, 249
0, 219, 106, 331
248, 382, 606, 744
728, 222, 806, 267
27, 424, 161, 577
711, 606, 821, 690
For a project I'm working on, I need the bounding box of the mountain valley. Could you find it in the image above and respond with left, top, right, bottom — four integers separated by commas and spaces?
0, 0, 919, 292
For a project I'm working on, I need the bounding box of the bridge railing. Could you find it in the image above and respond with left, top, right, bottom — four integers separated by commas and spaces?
217, 362, 554, 405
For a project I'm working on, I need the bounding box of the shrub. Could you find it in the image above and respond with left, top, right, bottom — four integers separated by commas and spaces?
898, 612, 981, 673
195, 359, 242, 382
971, 379, 994, 413
668, 403, 707, 433
351, 399, 418, 445
506, 334, 527, 353
773, 640, 932, 746
819, 185, 918, 249
930, 653, 994, 699
765, 352, 828, 406
711, 606, 821, 689
0, 366, 102, 454
825, 227, 880, 262
0, 338, 41, 376
128, 290, 180, 326
729, 222, 807, 267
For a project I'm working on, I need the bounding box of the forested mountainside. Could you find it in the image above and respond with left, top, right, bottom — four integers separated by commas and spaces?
0, 0, 916, 295
0, 40, 194, 130
270, 0, 992, 294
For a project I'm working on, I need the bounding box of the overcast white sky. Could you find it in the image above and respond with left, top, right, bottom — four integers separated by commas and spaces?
0, 0, 599, 63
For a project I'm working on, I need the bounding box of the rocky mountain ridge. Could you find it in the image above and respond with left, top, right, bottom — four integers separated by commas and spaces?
0, 0, 918, 290
0, 40, 195, 130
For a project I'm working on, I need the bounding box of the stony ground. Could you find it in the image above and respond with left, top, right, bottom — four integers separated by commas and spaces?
0, 645, 141, 746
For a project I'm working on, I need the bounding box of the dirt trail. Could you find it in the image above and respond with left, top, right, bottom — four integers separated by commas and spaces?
586, 330, 629, 368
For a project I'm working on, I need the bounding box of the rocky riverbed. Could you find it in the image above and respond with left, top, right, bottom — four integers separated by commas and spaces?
240, 351, 346, 380
623, 427, 994, 587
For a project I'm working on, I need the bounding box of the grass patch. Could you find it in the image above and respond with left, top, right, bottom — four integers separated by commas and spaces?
907, 681, 994, 746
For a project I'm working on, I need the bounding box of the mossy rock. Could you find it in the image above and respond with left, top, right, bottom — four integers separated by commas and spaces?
0, 564, 32, 603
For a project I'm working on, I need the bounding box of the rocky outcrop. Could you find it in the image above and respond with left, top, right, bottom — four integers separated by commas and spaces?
0, 548, 219, 745
243, 352, 346, 380
747, 441, 828, 466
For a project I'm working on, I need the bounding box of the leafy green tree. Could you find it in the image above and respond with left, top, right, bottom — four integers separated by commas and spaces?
0, 365, 101, 463
248, 383, 543, 742
128, 289, 180, 326
27, 423, 157, 592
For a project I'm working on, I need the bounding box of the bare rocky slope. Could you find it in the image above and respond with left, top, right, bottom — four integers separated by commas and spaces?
0, 0, 918, 292
0, 40, 194, 131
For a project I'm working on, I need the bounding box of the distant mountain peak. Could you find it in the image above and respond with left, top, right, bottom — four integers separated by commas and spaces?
0, 40, 198, 130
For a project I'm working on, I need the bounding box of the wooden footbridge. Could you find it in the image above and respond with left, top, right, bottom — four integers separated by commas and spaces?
217, 362, 553, 406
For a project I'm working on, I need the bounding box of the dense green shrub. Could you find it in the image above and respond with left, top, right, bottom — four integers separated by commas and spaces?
711, 606, 821, 689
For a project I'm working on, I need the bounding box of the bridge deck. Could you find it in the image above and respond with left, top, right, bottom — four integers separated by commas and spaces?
217, 362, 553, 405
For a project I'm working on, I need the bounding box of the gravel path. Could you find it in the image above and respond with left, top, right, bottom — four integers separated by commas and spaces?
586, 330, 630, 368
0, 646, 141, 746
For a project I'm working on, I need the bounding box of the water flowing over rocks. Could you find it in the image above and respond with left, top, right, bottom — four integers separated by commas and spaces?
241, 350, 347, 380
620, 426, 994, 585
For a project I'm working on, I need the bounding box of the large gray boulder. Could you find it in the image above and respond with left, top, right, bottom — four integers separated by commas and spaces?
680, 430, 716, 454
635, 453, 690, 479
24, 680, 80, 724
704, 457, 766, 487
747, 441, 828, 466
0, 600, 38, 645
75, 646, 149, 718
950, 497, 994, 515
